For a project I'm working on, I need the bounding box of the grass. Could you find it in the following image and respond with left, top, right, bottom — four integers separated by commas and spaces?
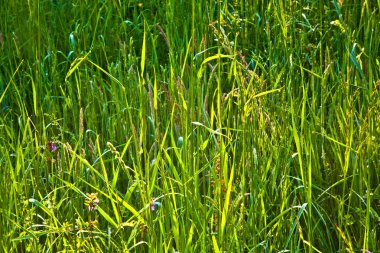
0, 0, 379, 252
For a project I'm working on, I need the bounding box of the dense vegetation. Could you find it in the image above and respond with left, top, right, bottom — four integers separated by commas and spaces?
1, 0, 379, 252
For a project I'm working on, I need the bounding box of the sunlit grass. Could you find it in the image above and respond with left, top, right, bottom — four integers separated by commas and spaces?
1, 0, 379, 252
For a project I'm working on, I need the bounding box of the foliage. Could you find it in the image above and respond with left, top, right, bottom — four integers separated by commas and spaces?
1, 0, 379, 252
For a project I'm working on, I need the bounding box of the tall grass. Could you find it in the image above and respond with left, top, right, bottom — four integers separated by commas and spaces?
1, 0, 379, 252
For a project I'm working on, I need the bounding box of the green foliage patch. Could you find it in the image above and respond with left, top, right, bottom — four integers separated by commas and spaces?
1, 0, 379, 252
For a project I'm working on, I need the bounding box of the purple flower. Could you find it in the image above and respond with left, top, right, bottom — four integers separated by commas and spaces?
88, 198, 99, 211
85, 193, 100, 211
150, 201, 161, 212
47, 141, 57, 152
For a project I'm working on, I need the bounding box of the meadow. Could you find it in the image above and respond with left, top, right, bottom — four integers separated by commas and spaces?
1, 0, 380, 252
